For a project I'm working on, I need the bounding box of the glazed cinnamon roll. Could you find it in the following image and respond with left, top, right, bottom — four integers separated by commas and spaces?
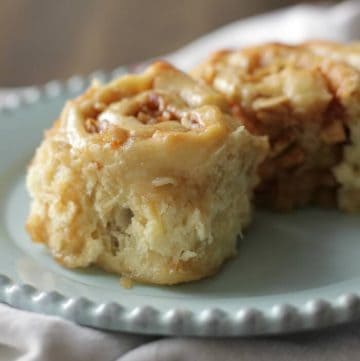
192, 43, 360, 212
26, 61, 268, 285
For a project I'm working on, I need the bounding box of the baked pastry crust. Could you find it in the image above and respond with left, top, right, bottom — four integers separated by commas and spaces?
302, 41, 360, 211
303, 40, 360, 70
26, 61, 268, 284
192, 43, 360, 211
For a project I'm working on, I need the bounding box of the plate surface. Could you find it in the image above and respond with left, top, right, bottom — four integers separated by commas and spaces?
1, 75, 360, 337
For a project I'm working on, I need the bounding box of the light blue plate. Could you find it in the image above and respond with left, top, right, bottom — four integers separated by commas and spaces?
1, 75, 360, 336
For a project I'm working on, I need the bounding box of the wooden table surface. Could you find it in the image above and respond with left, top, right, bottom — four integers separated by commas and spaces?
0, 0, 320, 86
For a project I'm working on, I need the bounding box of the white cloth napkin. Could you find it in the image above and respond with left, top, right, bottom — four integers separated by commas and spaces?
1, 1, 360, 360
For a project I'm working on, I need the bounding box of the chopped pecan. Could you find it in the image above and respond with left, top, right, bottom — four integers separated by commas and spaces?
321, 119, 346, 144
84, 118, 99, 133
277, 146, 305, 169
270, 130, 296, 158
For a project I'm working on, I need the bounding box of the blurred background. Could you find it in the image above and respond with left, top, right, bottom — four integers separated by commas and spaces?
0, 0, 335, 86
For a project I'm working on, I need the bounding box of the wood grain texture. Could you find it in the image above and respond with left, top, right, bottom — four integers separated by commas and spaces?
0, 0, 313, 85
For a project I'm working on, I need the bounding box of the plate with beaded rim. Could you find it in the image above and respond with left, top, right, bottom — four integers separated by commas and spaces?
1, 68, 360, 336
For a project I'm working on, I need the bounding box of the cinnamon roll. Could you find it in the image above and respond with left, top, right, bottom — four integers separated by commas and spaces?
26, 61, 268, 284
192, 43, 360, 212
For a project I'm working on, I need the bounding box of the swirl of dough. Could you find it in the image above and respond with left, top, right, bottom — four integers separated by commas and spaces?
62, 62, 231, 151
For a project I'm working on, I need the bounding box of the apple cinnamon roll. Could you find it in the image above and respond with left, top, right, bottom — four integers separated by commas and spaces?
26, 61, 268, 284
192, 43, 360, 212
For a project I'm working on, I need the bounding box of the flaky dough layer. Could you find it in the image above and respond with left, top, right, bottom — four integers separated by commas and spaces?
193, 43, 360, 211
